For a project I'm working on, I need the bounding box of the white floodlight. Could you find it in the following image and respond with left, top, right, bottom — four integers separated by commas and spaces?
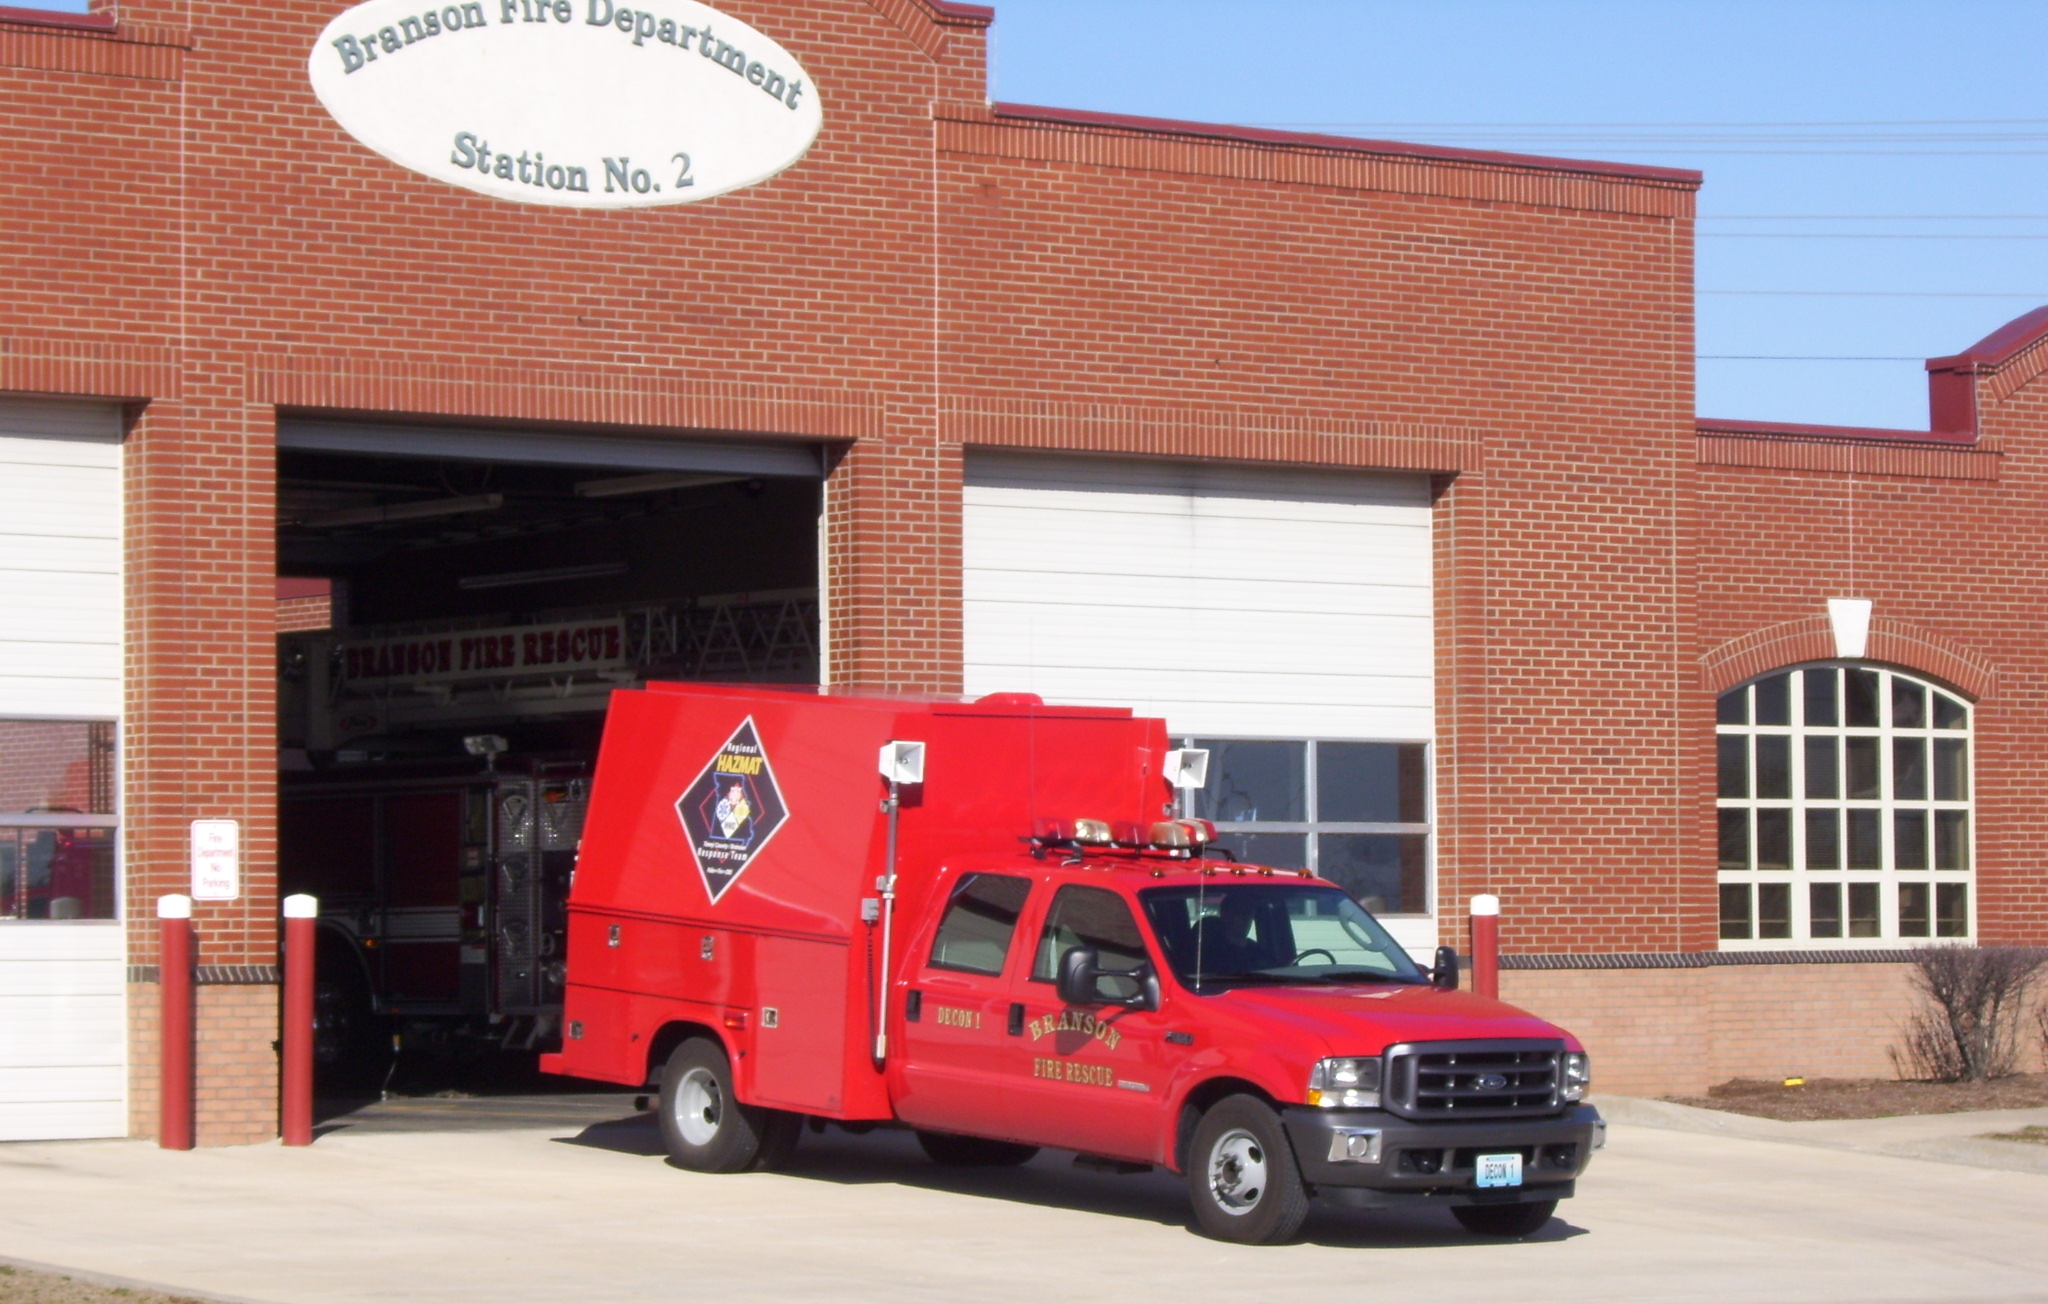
878, 740, 926, 786
1164, 748, 1210, 790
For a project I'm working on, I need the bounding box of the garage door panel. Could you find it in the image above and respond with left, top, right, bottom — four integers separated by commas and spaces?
965, 576, 1432, 618
0, 1098, 126, 1141
966, 614, 1433, 680
971, 668, 1433, 739
0, 958, 129, 997
0, 400, 126, 1142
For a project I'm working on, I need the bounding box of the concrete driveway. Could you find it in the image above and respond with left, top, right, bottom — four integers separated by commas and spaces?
3, 1097, 2047, 1304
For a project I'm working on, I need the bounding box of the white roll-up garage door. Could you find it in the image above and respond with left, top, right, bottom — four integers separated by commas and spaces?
0, 397, 126, 1141
962, 451, 1433, 737
962, 450, 1437, 952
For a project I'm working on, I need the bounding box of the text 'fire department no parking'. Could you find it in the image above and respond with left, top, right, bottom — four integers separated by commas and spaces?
675, 717, 788, 902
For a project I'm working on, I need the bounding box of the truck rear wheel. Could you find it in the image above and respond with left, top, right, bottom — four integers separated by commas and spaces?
657, 1038, 786, 1173
1452, 1199, 1557, 1238
1186, 1095, 1309, 1244
915, 1131, 1039, 1167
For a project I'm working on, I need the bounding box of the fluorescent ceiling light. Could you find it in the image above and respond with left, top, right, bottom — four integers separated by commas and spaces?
573, 471, 745, 498
457, 561, 629, 591
302, 493, 505, 529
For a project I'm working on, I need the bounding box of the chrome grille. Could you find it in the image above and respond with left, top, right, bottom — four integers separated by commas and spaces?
1383, 1039, 1565, 1120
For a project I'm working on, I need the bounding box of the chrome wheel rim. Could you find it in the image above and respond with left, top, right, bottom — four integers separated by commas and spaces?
672, 1066, 723, 1147
1207, 1127, 1267, 1215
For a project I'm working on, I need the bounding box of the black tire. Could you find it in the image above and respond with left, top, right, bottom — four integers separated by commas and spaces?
1452, 1199, 1558, 1238
915, 1130, 1040, 1167
656, 1038, 780, 1173
1186, 1095, 1310, 1244
311, 947, 388, 1096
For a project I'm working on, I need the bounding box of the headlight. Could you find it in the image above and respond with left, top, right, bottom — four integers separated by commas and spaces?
1561, 1051, 1590, 1102
1307, 1057, 1382, 1109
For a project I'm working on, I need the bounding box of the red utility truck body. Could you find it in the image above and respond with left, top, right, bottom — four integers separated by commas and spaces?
545, 684, 1600, 1241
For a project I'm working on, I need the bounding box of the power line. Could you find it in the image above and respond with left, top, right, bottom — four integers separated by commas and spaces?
1702, 290, 2048, 298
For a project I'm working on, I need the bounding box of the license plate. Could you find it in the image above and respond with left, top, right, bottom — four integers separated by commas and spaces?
1475, 1153, 1523, 1188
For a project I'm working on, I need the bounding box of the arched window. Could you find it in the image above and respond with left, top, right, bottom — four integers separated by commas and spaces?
1716, 664, 1972, 945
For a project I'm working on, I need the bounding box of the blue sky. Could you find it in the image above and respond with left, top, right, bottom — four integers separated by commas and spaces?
22, 0, 2048, 429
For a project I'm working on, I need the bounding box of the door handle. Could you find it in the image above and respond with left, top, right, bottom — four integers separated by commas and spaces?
1007, 1002, 1025, 1036
904, 989, 921, 1022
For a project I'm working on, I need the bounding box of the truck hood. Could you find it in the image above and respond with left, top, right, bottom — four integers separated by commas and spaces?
1209, 983, 1573, 1053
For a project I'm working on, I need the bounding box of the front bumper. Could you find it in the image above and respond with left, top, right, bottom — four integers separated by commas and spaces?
1281, 1103, 1603, 1209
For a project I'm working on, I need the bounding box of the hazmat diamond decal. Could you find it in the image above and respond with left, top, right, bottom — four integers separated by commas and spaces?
675, 717, 789, 903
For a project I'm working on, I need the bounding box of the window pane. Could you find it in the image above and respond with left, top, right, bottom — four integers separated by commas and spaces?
1755, 809, 1791, 870
3, 827, 116, 921
1893, 737, 1927, 801
1718, 810, 1749, 870
1719, 884, 1753, 939
1032, 885, 1148, 981
1804, 737, 1839, 799
1318, 834, 1427, 914
1316, 742, 1425, 824
1845, 669, 1881, 727
1804, 809, 1841, 870
1935, 812, 1970, 871
1847, 883, 1881, 938
1845, 737, 1880, 799
928, 873, 1032, 976
1717, 736, 1749, 799
1847, 810, 1882, 869
1192, 740, 1304, 823
1219, 832, 1307, 871
1802, 668, 1839, 727
1758, 883, 1792, 939
1755, 674, 1791, 726
1932, 693, 1968, 730
1891, 679, 1927, 729
1717, 688, 1748, 725
1755, 736, 1791, 799
1808, 883, 1843, 938
0, 720, 117, 816
1934, 739, 1968, 801
1936, 884, 1969, 938
1894, 811, 1928, 870
1898, 883, 1931, 937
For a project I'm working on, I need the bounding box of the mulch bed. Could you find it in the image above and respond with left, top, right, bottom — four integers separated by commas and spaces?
0, 1265, 209, 1304
1664, 1073, 2048, 1121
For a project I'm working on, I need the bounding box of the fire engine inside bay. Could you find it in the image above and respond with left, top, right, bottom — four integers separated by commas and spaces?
275, 421, 824, 1088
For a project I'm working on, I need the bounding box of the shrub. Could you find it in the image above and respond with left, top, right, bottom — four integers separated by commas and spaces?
1889, 945, 2046, 1083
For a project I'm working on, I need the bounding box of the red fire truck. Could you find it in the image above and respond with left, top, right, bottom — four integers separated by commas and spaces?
543, 684, 1601, 1244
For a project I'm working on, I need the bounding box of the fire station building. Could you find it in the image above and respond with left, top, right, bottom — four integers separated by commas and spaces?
3, 0, 2045, 1144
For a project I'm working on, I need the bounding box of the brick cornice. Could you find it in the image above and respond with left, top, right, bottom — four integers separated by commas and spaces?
1701, 615, 1997, 700
0, 335, 178, 401
941, 395, 1480, 473
861, 0, 990, 58
1696, 424, 2001, 481
0, 12, 188, 80
937, 101, 1697, 218
250, 356, 884, 442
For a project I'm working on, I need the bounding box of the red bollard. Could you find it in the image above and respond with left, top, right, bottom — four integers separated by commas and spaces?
281, 894, 318, 1146
158, 894, 194, 1150
1470, 894, 1500, 1000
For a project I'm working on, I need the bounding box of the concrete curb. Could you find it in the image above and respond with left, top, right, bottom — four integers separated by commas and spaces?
0, 1253, 286, 1304
1591, 1094, 2048, 1176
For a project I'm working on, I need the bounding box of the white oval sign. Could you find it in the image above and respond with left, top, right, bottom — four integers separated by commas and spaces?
308, 0, 822, 208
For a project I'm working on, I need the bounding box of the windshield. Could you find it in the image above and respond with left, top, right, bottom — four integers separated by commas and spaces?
1139, 883, 1426, 991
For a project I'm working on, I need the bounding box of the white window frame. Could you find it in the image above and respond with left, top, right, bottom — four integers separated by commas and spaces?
1175, 735, 1434, 918
1715, 663, 1973, 949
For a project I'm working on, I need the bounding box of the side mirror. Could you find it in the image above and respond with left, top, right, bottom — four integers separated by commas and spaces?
1431, 945, 1460, 990
1057, 946, 1159, 1010
1056, 945, 1101, 1006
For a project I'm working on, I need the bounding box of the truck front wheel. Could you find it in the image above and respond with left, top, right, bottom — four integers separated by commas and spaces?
1186, 1096, 1309, 1244
1452, 1199, 1557, 1238
657, 1038, 789, 1173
